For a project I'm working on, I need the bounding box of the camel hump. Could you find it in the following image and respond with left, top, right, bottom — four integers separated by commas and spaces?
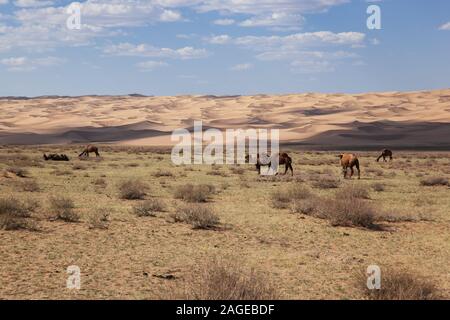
340, 153, 358, 165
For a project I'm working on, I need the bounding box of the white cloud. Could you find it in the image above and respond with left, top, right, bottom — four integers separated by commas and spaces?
208, 31, 365, 49
239, 12, 304, 29
104, 43, 209, 60
0, 55, 65, 71
208, 34, 231, 44
14, 0, 54, 7
0, 0, 9, 5
213, 18, 234, 26
160, 9, 182, 22
136, 60, 168, 71
439, 22, 450, 30
231, 63, 253, 71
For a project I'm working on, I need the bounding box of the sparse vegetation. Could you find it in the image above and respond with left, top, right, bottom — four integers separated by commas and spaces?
118, 179, 148, 200
174, 183, 216, 203
171, 204, 220, 230
133, 199, 166, 217
173, 258, 277, 299
88, 210, 110, 229
420, 176, 449, 186
49, 196, 79, 222
1, 146, 449, 299
22, 179, 41, 192
0, 197, 39, 231
5, 167, 29, 178
359, 268, 439, 300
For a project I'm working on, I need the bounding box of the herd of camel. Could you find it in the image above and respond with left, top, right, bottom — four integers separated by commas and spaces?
43, 145, 394, 180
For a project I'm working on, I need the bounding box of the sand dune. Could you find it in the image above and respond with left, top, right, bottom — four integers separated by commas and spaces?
0, 89, 449, 149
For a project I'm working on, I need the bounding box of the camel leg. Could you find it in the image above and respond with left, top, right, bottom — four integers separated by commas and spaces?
343, 167, 347, 179
377, 155, 382, 162
356, 161, 361, 180
383, 156, 387, 162
289, 163, 294, 176
256, 164, 261, 175
95, 151, 100, 157
350, 167, 354, 179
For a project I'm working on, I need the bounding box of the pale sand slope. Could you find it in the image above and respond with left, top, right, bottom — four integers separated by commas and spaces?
0, 89, 449, 148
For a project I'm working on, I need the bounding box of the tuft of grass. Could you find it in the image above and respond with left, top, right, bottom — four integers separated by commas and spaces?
133, 199, 166, 217
319, 197, 377, 229
22, 179, 41, 192
311, 174, 340, 189
372, 183, 385, 192
118, 179, 148, 200
271, 185, 313, 209
93, 178, 107, 187
336, 183, 371, 200
420, 176, 449, 186
0, 197, 39, 231
174, 183, 216, 203
171, 204, 220, 230
230, 166, 245, 175
88, 210, 110, 229
153, 169, 174, 177
359, 268, 439, 300
49, 196, 80, 222
5, 167, 29, 178
72, 164, 87, 170
172, 258, 278, 300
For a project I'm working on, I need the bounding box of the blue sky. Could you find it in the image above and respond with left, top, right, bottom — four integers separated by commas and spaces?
0, 0, 449, 96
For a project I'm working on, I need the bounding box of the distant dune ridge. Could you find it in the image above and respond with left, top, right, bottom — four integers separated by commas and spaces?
1, 89, 450, 149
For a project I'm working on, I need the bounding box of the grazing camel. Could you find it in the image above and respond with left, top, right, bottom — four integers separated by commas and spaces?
377, 149, 393, 162
79, 145, 100, 158
339, 153, 360, 179
43, 153, 69, 161
246, 152, 294, 176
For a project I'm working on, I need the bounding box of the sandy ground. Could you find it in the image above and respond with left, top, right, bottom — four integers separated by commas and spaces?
1, 89, 449, 148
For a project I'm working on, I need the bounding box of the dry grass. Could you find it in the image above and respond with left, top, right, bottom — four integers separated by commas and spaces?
170, 258, 278, 300
171, 204, 220, 230
22, 179, 41, 192
420, 176, 449, 186
133, 199, 166, 217
49, 196, 79, 222
88, 210, 110, 230
0, 197, 39, 231
359, 268, 440, 300
118, 179, 148, 200
174, 183, 216, 203
5, 167, 29, 178
271, 185, 313, 209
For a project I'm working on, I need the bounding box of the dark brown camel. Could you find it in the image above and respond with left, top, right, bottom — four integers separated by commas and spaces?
377, 149, 393, 162
246, 152, 293, 176
44, 153, 69, 161
79, 145, 100, 158
339, 153, 360, 179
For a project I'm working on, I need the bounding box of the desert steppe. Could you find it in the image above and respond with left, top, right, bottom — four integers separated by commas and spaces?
0, 146, 449, 299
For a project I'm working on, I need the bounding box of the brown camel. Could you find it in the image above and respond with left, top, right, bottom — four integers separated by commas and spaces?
339, 153, 360, 179
377, 149, 393, 162
44, 153, 70, 161
79, 145, 100, 158
246, 152, 294, 176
